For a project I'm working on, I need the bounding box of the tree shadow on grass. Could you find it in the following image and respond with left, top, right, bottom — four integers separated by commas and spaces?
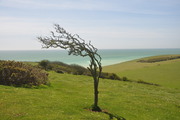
84, 108, 126, 120
102, 111, 126, 120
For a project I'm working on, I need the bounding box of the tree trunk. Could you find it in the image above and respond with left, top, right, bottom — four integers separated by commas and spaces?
92, 77, 101, 111
94, 78, 98, 107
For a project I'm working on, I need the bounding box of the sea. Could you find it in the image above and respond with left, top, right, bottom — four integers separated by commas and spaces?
0, 49, 180, 67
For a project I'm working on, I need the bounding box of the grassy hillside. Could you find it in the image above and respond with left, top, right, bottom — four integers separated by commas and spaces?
0, 71, 180, 120
0, 55, 180, 119
103, 55, 180, 89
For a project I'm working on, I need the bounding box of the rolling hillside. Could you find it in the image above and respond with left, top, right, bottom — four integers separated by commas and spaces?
0, 55, 180, 119
103, 55, 180, 89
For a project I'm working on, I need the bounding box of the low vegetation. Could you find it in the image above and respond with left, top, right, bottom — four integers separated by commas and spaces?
0, 60, 49, 87
39, 60, 89, 75
0, 59, 121, 87
137, 55, 180, 63
38, 60, 121, 80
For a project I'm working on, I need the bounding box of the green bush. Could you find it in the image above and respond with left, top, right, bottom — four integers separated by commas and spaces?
122, 77, 128, 81
39, 60, 50, 70
70, 64, 89, 75
0, 61, 49, 87
100, 72, 121, 80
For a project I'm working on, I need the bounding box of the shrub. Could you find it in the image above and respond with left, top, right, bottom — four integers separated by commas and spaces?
137, 79, 159, 86
122, 77, 128, 81
0, 61, 49, 87
39, 60, 50, 70
70, 64, 89, 75
100, 72, 121, 80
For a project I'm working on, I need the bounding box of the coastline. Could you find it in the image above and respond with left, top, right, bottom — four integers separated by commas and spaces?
0, 49, 180, 67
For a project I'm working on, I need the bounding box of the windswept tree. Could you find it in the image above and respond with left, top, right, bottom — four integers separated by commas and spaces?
38, 24, 102, 111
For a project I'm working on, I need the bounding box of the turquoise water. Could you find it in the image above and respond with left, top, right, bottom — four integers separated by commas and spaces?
0, 49, 180, 67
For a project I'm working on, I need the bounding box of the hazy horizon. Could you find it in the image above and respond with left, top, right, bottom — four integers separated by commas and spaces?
1, 49, 180, 67
0, 48, 180, 51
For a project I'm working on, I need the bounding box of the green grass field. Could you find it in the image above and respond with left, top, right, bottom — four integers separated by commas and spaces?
103, 55, 180, 89
0, 55, 180, 120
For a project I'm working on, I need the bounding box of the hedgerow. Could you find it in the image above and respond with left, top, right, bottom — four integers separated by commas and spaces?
138, 55, 180, 63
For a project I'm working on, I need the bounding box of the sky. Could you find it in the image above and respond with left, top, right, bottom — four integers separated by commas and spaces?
0, 0, 180, 50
